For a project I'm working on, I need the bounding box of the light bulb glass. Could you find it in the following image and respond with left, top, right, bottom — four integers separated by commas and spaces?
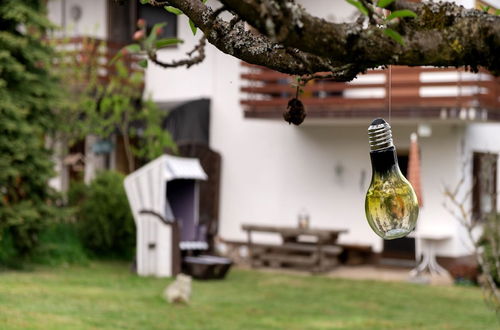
365, 118, 419, 240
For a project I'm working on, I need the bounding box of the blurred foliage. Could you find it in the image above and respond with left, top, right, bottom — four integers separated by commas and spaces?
479, 213, 500, 287
0, 0, 60, 265
69, 171, 135, 259
31, 222, 88, 266
449, 263, 480, 286
132, 98, 177, 160
67, 181, 88, 206
0, 230, 19, 268
51, 36, 176, 172
445, 159, 500, 315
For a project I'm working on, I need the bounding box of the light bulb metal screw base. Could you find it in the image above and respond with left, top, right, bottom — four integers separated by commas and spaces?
368, 118, 394, 152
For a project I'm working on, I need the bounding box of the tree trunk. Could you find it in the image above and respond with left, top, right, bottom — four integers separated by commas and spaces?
122, 131, 134, 173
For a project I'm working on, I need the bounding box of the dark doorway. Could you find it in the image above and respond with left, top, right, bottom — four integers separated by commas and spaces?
380, 151, 417, 266
167, 179, 197, 242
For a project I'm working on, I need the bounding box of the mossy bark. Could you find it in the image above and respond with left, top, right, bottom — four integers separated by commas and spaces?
167, 0, 500, 80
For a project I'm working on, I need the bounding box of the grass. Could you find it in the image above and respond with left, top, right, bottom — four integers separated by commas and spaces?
0, 262, 497, 329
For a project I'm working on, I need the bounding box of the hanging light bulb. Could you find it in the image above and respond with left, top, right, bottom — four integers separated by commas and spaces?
365, 118, 419, 240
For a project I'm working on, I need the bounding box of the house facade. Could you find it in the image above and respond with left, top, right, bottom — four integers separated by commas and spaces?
47, 0, 500, 266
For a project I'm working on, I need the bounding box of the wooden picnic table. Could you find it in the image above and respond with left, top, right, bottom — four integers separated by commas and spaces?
242, 224, 348, 273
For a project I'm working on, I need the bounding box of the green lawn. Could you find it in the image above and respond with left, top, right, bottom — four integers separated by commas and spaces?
0, 262, 497, 329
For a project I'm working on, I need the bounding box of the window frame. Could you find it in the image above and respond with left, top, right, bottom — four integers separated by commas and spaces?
472, 152, 498, 223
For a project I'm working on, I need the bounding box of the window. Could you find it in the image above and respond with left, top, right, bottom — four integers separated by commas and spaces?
472, 152, 498, 222
138, 3, 178, 39
107, 1, 178, 44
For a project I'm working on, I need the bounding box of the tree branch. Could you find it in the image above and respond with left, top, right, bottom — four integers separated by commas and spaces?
148, 36, 207, 68
162, 0, 358, 78
219, 0, 500, 75
444, 179, 500, 311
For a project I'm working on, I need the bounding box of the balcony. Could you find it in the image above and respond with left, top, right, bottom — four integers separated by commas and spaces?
240, 63, 500, 122
49, 36, 143, 89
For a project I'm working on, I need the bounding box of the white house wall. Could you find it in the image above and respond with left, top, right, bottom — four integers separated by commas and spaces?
212, 73, 466, 256
417, 125, 465, 257
144, 14, 216, 102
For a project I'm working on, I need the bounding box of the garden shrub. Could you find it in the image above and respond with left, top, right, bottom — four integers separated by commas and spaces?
449, 263, 479, 286
75, 171, 135, 259
32, 222, 88, 266
478, 213, 500, 287
67, 181, 88, 206
0, 230, 20, 269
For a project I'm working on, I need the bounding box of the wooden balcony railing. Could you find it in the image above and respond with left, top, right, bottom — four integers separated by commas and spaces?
240, 63, 500, 121
49, 36, 143, 89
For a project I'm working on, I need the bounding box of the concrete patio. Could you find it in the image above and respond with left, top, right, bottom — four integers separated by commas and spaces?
240, 265, 455, 286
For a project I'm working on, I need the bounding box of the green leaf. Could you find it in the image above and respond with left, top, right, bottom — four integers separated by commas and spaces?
125, 44, 141, 53
155, 38, 183, 49
377, 0, 395, 8
145, 22, 167, 47
480, 5, 490, 12
346, 0, 368, 16
496, 9, 500, 15
110, 44, 140, 65
386, 9, 417, 21
139, 0, 149, 4
164, 6, 183, 15
138, 59, 148, 68
110, 52, 123, 65
384, 28, 404, 45
115, 61, 128, 78
189, 19, 197, 35
149, 22, 166, 37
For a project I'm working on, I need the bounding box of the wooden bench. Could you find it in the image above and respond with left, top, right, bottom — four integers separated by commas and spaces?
252, 243, 342, 271
242, 224, 347, 273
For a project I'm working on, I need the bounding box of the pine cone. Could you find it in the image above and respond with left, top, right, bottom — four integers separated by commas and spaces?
283, 98, 306, 125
